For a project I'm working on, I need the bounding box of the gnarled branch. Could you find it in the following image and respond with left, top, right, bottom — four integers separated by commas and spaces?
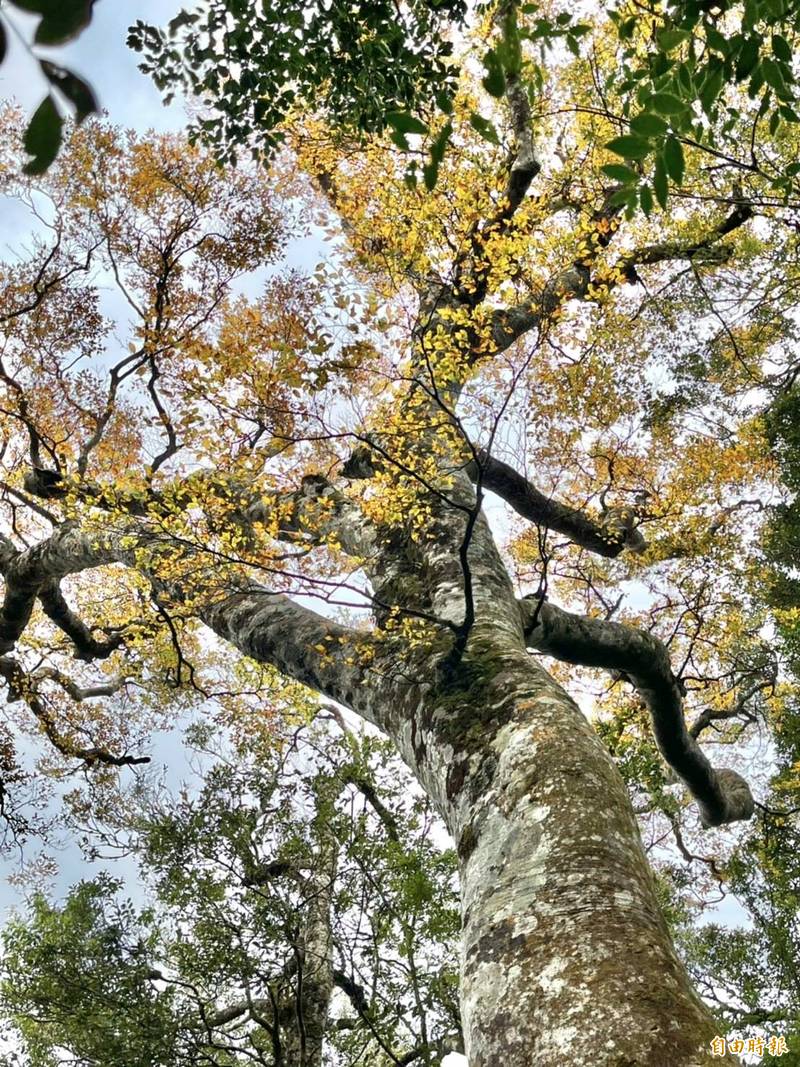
467, 452, 645, 556
0, 656, 149, 767
519, 598, 754, 827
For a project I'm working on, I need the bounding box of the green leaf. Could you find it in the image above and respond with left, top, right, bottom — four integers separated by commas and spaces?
423, 161, 438, 190
705, 25, 729, 55
618, 16, 637, 40
606, 134, 652, 160
31, 0, 93, 45
676, 63, 694, 96
429, 121, 452, 166
39, 61, 98, 123
168, 10, 199, 36
435, 91, 454, 116
608, 186, 637, 208
653, 155, 668, 208
639, 183, 654, 216
482, 49, 506, 98
630, 112, 668, 137
649, 92, 686, 115
390, 129, 410, 150
663, 135, 684, 185
748, 63, 765, 97
469, 112, 500, 144
657, 29, 690, 52
762, 57, 792, 99
736, 36, 761, 81
385, 111, 428, 136
700, 66, 724, 115
601, 163, 639, 183
22, 95, 63, 175
772, 34, 792, 63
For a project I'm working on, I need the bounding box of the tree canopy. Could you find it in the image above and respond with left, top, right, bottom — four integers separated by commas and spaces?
0, 1, 800, 1063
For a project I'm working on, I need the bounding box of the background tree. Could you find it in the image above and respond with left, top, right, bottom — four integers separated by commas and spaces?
1, 719, 461, 1066
0, 2, 800, 1059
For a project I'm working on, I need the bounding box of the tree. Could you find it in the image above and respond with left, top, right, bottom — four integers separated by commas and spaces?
1, 720, 461, 1065
0, 9, 799, 1060
139, 0, 800, 200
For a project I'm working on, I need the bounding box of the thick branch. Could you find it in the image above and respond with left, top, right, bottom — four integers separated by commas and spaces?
0, 520, 381, 728
689, 677, 773, 740
519, 598, 755, 827
200, 585, 380, 726
467, 452, 645, 556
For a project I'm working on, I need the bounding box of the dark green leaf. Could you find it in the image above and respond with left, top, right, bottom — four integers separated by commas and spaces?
657, 29, 690, 51
33, 0, 93, 45
748, 63, 765, 97
736, 36, 761, 81
601, 162, 639, 183
705, 25, 728, 55
435, 92, 454, 116
482, 49, 505, 98
168, 10, 199, 36
762, 57, 793, 99
618, 17, 637, 40
630, 112, 668, 137
639, 183, 654, 216
386, 111, 428, 135
606, 134, 652, 160
39, 61, 98, 123
772, 34, 792, 62
700, 66, 724, 115
653, 155, 668, 208
469, 112, 500, 144
663, 135, 684, 184
22, 95, 63, 175
649, 92, 687, 115
423, 161, 438, 190
429, 121, 452, 165
608, 186, 637, 207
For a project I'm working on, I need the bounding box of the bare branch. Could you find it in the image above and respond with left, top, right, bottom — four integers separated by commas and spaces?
520, 598, 755, 827
0, 655, 149, 767
467, 452, 645, 557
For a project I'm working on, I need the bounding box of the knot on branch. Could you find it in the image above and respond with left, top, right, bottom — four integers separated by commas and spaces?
23, 467, 65, 499
699, 767, 755, 829
342, 444, 380, 480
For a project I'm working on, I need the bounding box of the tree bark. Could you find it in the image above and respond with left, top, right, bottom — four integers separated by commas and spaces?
369, 632, 736, 1066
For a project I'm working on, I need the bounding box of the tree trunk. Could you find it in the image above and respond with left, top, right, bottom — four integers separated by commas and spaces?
383, 638, 738, 1067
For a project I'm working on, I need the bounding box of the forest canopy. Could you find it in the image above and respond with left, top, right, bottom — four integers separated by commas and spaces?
0, 1, 799, 1064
